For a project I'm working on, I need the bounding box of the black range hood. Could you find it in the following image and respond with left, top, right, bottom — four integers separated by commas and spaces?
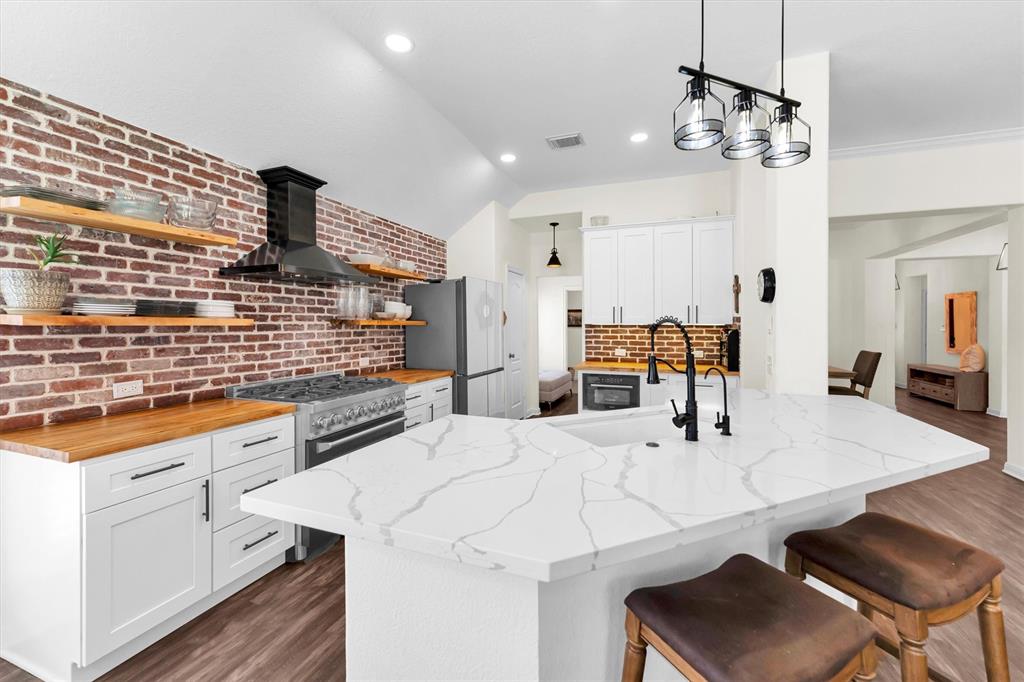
219, 166, 374, 284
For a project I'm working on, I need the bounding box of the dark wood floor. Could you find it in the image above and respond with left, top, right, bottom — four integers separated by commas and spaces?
2, 389, 1019, 681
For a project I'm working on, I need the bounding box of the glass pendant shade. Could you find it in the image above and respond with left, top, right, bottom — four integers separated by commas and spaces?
722, 91, 771, 159
762, 102, 811, 168
674, 76, 725, 150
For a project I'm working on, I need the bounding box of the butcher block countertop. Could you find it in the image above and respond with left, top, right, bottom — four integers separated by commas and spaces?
0, 399, 295, 463
361, 368, 454, 384
574, 360, 739, 376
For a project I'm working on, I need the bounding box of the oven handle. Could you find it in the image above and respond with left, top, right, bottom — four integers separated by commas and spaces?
314, 418, 404, 454
589, 383, 637, 389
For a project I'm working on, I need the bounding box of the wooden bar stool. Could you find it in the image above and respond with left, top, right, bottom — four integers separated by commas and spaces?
621, 554, 878, 682
785, 512, 1009, 681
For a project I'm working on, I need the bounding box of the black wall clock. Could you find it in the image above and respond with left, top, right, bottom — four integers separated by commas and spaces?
757, 267, 776, 303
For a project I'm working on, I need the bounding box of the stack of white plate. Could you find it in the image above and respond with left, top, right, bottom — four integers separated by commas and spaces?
195, 301, 236, 318
72, 298, 136, 316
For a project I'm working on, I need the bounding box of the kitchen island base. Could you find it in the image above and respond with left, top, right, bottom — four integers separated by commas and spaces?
345, 497, 863, 681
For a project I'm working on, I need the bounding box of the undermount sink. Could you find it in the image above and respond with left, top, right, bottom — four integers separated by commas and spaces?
552, 412, 692, 448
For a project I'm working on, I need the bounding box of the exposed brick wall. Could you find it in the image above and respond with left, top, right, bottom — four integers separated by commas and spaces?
585, 324, 736, 365
0, 78, 446, 430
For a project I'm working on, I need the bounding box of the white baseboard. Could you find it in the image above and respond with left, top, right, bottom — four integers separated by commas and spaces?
986, 408, 1007, 418
1002, 463, 1024, 483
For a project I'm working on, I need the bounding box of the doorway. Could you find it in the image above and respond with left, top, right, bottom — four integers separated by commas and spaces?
505, 266, 526, 420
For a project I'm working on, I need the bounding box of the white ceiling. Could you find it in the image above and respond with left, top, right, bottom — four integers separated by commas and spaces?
2, 1, 1022, 239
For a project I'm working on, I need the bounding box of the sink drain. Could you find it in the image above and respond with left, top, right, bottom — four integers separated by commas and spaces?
645, 442, 660, 448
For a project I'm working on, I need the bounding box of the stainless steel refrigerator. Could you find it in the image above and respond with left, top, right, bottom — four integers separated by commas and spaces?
405, 277, 505, 417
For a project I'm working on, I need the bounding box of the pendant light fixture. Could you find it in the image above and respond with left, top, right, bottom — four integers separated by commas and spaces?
674, 0, 810, 168
673, 0, 725, 150
546, 222, 562, 268
761, 0, 811, 167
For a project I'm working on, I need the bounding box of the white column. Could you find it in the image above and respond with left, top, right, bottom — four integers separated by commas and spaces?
1004, 207, 1023, 481
735, 51, 830, 394
864, 258, 897, 407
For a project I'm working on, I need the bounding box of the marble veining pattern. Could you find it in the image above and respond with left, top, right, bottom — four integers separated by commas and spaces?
242, 390, 987, 581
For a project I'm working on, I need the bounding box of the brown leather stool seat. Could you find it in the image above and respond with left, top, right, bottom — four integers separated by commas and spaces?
785, 512, 1004, 610
785, 513, 1010, 681
622, 554, 877, 682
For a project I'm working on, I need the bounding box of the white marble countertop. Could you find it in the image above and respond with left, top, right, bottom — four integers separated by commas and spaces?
241, 390, 987, 581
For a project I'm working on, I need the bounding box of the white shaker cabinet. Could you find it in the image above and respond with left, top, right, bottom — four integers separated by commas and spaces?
582, 230, 618, 324
692, 219, 735, 324
583, 218, 733, 326
404, 377, 454, 428
83, 477, 212, 665
616, 227, 655, 324
653, 222, 695, 323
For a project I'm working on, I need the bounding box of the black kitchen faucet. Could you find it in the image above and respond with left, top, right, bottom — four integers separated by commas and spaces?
646, 316, 698, 442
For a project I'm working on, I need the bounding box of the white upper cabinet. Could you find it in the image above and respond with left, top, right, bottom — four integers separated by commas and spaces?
583, 230, 618, 324
653, 223, 694, 323
693, 220, 734, 324
616, 227, 655, 324
583, 219, 733, 326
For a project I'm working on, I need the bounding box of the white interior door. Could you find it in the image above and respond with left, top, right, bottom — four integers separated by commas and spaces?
616, 226, 655, 324
654, 223, 694, 323
83, 477, 212, 664
504, 266, 526, 420
693, 220, 734, 324
583, 230, 617, 324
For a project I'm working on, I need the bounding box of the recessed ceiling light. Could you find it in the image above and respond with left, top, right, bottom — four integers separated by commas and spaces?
385, 34, 414, 53
630, 132, 649, 143
500, 153, 516, 163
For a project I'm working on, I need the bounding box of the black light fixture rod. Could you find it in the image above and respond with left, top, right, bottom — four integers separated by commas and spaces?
677, 64, 802, 108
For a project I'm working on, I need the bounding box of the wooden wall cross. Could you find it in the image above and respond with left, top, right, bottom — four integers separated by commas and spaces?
732, 275, 741, 314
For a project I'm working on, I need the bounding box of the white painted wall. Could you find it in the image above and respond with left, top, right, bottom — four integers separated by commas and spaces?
566, 291, 583, 370
989, 263, 1008, 418
831, 138, 1024, 219
537, 277, 582, 373
510, 172, 733, 228
1005, 208, 1023, 481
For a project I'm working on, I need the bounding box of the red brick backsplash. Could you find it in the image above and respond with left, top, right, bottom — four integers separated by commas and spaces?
586, 324, 736, 365
0, 78, 446, 430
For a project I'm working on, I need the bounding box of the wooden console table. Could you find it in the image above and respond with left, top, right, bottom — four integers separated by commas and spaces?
907, 363, 988, 412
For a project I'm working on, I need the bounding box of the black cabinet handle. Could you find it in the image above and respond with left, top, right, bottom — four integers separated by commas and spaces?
407, 420, 422, 428
435, 386, 449, 392
243, 530, 278, 551
202, 479, 210, 523
130, 461, 186, 480
407, 393, 422, 401
242, 435, 278, 448
242, 478, 278, 495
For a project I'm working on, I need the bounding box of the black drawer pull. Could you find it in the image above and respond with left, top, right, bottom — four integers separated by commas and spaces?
243, 530, 279, 551
435, 386, 449, 392
241, 478, 278, 495
202, 479, 210, 522
407, 393, 422, 401
242, 435, 278, 448
130, 461, 186, 480
407, 420, 422, 428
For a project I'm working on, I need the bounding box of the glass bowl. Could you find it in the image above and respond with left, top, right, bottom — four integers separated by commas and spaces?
167, 197, 219, 229
108, 188, 165, 221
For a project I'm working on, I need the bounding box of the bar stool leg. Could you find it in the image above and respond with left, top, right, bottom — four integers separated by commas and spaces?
854, 642, 878, 681
894, 606, 929, 682
622, 609, 648, 682
977, 577, 1011, 682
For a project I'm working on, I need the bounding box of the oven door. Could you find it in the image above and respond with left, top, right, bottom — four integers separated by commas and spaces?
293, 413, 405, 561
583, 374, 641, 411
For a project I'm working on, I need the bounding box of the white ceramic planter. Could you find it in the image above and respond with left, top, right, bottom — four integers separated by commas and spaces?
0, 268, 70, 313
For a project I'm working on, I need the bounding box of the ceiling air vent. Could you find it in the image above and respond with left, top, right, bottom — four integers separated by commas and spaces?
546, 132, 585, 150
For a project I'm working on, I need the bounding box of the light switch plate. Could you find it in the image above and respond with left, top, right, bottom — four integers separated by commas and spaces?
614, 348, 627, 358
359, 357, 370, 367
112, 380, 143, 399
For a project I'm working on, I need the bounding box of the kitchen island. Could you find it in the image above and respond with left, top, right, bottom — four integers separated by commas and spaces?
241, 389, 987, 681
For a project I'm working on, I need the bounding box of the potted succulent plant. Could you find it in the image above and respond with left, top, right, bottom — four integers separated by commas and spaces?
0, 233, 78, 313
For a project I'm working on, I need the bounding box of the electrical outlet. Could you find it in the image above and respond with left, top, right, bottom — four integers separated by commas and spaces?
692, 349, 705, 359
614, 348, 627, 358
359, 357, 370, 367
112, 380, 143, 399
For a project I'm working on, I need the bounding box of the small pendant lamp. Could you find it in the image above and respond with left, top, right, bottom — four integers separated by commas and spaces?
547, 222, 562, 268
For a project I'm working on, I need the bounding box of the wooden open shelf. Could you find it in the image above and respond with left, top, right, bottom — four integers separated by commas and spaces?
0, 314, 253, 327
350, 263, 428, 281
331, 319, 426, 327
0, 196, 238, 247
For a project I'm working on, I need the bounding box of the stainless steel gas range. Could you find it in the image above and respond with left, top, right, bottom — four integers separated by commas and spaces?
226, 372, 407, 561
